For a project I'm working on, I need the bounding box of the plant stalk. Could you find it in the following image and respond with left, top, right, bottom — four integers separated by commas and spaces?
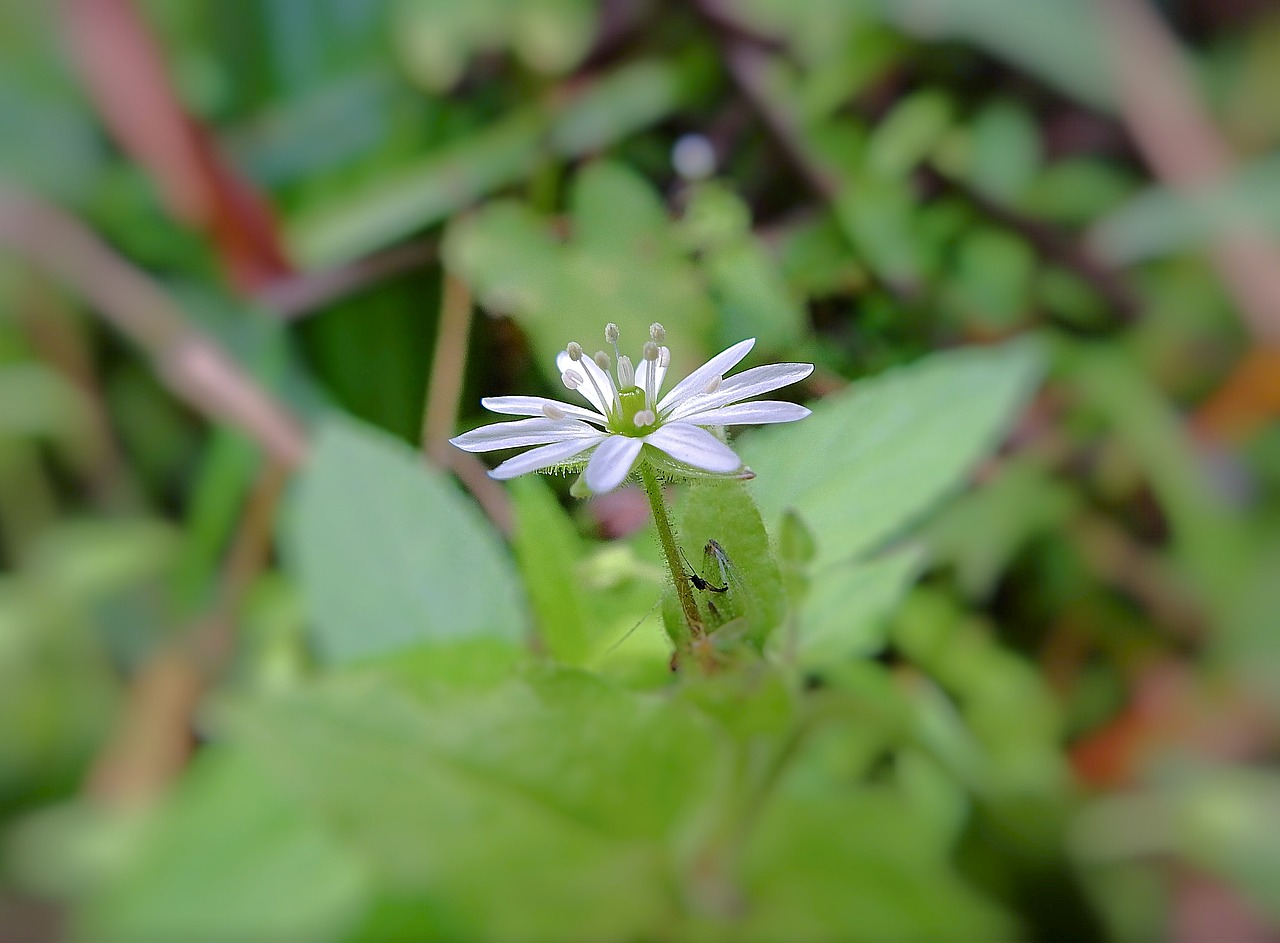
638, 459, 708, 660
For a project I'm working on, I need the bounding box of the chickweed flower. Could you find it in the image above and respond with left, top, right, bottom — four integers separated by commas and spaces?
450, 324, 813, 494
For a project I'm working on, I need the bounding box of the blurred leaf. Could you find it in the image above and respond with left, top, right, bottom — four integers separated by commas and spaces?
285, 417, 525, 663
788, 547, 925, 666
291, 55, 714, 266
225, 670, 730, 940
446, 161, 718, 384
741, 339, 1046, 568
509, 475, 591, 664
865, 90, 953, 179
79, 750, 368, 943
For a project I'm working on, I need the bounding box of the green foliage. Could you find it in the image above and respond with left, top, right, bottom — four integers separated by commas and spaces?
286, 418, 526, 662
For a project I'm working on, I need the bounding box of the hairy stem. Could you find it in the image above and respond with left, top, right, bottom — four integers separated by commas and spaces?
638, 460, 709, 664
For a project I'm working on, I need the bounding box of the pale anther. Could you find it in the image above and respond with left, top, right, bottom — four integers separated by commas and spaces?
594, 351, 611, 370
633, 409, 656, 428
643, 341, 659, 361
649, 323, 666, 343
658, 347, 671, 368
561, 369, 583, 390
542, 403, 566, 420
704, 375, 722, 395
604, 323, 620, 344
566, 342, 583, 361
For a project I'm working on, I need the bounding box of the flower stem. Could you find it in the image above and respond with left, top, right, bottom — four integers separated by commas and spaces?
638, 459, 709, 665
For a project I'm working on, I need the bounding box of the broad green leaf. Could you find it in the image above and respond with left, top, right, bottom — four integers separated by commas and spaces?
735, 791, 1015, 942
285, 417, 525, 663
740, 340, 1046, 569
78, 750, 367, 943
788, 547, 925, 665
224, 671, 732, 941
509, 476, 591, 663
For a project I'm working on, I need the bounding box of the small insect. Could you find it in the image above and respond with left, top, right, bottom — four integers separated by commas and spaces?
680, 546, 728, 593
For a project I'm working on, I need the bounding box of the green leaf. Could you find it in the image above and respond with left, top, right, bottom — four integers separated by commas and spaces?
509, 476, 591, 663
224, 671, 732, 941
789, 548, 925, 665
736, 791, 1015, 941
740, 340, 1046, 569
675, 478, 787, 649
285, 417, 525, 663
79, 750, 367, 943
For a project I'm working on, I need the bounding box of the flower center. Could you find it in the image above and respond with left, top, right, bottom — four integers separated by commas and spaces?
613, 386, 657, 435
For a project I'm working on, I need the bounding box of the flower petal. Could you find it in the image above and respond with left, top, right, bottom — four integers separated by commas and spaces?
450, 417, 602, 453
657, 338, 756, 415
556, 350, 616, 416
489, 438, 600, 480
481, 395, 607, 426
645, 423, 741, 473
679, 401, 811, 426
666, 362, 814, 421
583, 435, 644, 493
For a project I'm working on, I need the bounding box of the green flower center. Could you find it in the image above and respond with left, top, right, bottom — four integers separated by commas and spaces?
612, 386, 657, 435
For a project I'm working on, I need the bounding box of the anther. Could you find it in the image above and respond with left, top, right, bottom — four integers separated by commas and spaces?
633, 409, 656, 428
643, 341, 659, 361
649, 323, 666, 343
561, 369, 583, 390
604, 323, 620, 345
658, 347, 671, 368
703, 375, 722, 395
566, 342, 583, 361
542, 403, 566, 420
594, 351, 611, 371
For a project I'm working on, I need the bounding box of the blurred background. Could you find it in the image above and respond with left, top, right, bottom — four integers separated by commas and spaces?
2, 0, 1280, 940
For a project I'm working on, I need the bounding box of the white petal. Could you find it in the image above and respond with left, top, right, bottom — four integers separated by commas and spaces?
481, 396, 607, 426
489, 438, 600, 480
645, 423, 741, 473
450, 417, 601, 453
556, 350, 616, 415
666, 362, 814, 421
679, 401, 811, 426
657, 338, 755, 415
584, 435, 644, 493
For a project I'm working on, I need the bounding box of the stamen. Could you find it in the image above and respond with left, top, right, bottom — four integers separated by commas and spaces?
561, 369, 583, 390
642, 342, 659, 411
649, 323, 666, 343
542, 403, 566, 420
633, 409, 656, 428
703, 375, 722, 395
594, 351, 611, 371
616, 355, 635, 389
604, 323, 620, 345
566, 342, 583, 361
658, 347, 671, 368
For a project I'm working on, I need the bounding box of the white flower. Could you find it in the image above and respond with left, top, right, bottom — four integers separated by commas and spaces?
450, 323, 813, 494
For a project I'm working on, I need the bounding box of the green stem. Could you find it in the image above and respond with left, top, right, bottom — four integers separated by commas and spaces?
639, 459, 705, 647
